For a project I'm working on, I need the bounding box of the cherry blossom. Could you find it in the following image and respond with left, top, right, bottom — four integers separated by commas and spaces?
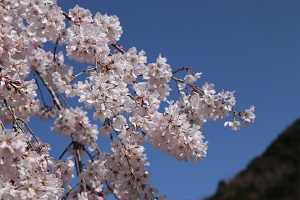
0, 1, 255, 199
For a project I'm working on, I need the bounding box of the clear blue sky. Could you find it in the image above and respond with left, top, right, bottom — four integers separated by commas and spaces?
34, 1, 300, 199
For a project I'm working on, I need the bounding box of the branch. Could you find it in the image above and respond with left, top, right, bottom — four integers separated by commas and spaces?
35, 71, 63, 110
74, 142, 87, 192
53, 37, 60, 62
90, 137, 101, 158
34, 73, 47, 106
55, 92, 71, 109
171, 76, 204, 94
106, 182, 120, 200
172, 67, 190, 74
3, 100, 40, 143
67, 67, 96, 84
59, 141, 73, 160
62, 183, 80, 200
112, 43, 125, 54
62, 11, 71, 21
16, 118, 40, 143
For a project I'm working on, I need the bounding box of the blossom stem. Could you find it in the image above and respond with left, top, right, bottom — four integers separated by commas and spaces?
53, 37, 60, 62
112, 43, 125, 54
3, 99, 40, 143
34, 73, 47, 106
172, 67, 190, 74
106, 181, 120, 200
35, 71, 63, 110
58, 141, 73, 160
16, 118, 40, 143
62, 11, 71, 21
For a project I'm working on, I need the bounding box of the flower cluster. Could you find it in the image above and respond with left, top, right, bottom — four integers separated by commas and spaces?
143, 55, 172, 98
0, 125, 74, 200
224, 105, 256, 130
62, 47, 147, 121
0, 76, 39, 124
52, 107, 99, 145
104, 140, 165, 200
79, 159, 107, 194
20, 0, 66, 41
0, 1, 255, 199
94, 12, 123, 44
37, 105, 58, 120
29, 47, 73, 90
66, 5, 122, 64
148, 101, 208, 162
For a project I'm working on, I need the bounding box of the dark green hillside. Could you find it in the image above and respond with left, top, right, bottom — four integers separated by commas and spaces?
206, 119, 300, 200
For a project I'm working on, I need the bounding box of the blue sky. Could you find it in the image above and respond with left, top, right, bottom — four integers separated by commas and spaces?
34, 1, 300, 199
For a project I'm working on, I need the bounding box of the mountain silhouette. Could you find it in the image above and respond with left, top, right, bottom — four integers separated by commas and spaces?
205, 119, 300, 200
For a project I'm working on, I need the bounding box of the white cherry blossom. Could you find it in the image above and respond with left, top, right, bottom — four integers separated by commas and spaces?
0, 1, 255, 199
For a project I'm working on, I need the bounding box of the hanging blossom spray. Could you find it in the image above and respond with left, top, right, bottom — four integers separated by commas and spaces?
0, 1, 255, 199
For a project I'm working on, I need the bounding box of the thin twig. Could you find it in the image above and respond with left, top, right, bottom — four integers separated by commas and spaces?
106, 182, 120, 200
16, 118, 40, 143
3, 100, 38, 150
172, 76, 204, 94
74, 142, 87, 192
62, 11, 71, 21
172, 78, 184, 101
53, 37, 60, 62
62, 183, 80, 200
90, 137, 101, 158
67, 67, 96, 84
35, 71, 63, 110
172, 67, 190, 74
34, 73, 47, 106
59, 141, 73, 160
55, 92, 71, 109
83, 146, 94, 162
74, 157, 79, 177
3, 99, 19, 130
112, 44, 125, 54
